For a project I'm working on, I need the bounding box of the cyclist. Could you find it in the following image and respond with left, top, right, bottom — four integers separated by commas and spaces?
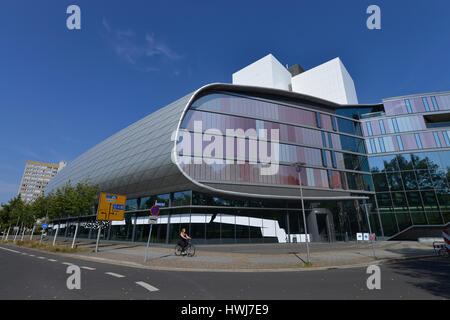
178, 228, 191, 253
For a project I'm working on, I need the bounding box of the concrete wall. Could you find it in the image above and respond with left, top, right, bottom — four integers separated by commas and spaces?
291, 57, 358, 105
232, 54, 292, 91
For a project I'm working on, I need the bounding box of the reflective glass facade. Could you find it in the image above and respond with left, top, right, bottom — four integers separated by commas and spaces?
46, 85, 450, 243
363, 92, 450, 237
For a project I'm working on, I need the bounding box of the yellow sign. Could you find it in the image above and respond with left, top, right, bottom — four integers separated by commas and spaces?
96, 193, 127, 221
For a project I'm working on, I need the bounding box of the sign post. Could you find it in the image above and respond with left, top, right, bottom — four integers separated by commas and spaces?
95, 226, 102, 253
95, 193, 126, 253
40, 223, 48, 246
363, 203, 376, 258
144, 206, 159, 263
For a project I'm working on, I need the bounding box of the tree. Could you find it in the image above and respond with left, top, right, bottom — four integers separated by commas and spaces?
0, 180, 99, 232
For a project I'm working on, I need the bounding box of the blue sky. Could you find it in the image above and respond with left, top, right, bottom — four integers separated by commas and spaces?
0, 0, 449, 204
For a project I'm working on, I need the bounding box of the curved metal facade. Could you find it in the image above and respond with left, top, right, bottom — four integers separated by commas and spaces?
175, 85, 374, 200
47, 83, 374, 201
46, 93, 195, 199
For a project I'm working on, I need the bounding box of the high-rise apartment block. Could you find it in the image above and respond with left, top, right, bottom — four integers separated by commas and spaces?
18, 161, 66, 202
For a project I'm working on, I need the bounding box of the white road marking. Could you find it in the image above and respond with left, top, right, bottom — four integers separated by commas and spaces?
135, 281, 159, 292
105, 272, 125, 278
81, 266, 96, 271
29, 254, 35, 257
62, 262, 74, 266
0, 246, 21, 254
37, 256, 45, 259
48, 259, 57, 262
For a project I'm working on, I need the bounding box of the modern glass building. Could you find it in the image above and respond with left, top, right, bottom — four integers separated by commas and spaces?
360, 92, 450, 239
45, 84, 450, 244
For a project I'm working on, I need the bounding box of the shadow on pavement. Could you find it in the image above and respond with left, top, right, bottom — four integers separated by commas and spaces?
388, 257, 450, 299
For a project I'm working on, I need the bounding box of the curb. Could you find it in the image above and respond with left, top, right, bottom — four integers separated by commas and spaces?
63, 252, 440, 273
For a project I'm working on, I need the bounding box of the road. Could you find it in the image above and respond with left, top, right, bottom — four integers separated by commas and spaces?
0, 244, 448, 300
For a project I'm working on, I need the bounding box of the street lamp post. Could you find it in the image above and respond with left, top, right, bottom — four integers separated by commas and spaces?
363, 202, 376, 258
292, 162, 311, 264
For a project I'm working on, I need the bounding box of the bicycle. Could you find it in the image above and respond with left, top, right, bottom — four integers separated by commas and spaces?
174, 239, 196, 257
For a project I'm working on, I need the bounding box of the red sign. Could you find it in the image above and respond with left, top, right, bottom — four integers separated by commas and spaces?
150, 206, 159, 216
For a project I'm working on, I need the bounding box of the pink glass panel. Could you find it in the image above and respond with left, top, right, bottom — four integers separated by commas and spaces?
384, 100, 406, 116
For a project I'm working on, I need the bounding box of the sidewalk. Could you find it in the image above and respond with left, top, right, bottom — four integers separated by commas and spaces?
57, 240, 438, 272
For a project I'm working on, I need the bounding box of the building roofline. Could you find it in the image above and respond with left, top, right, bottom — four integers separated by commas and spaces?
382, 90, 450, 102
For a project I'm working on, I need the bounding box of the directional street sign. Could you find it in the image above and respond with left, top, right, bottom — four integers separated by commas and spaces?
96, 193, 127, 221
42, 223, 48, 229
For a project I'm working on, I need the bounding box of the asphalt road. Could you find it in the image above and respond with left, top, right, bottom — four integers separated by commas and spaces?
0, 244, 448, 300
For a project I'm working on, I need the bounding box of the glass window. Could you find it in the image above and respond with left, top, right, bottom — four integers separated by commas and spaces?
405, 99, 413, 113
339, 135, 366, 153
173, 190, 192, 206
433, 132, 442, 148
415, 134, 423, 149
376, 193, 393, 212
401, 171, 418, 190
379, 120, 386, 134
337, 117, 362, 136
392, 118, 400, 133
422, 97, 430, 112
421, 191, 439, 210
380, 213, 398, 236
139, 196, 154, 209
370, 139, 377, 153
430, 169, 449, 190
368, 156, 384, 173
443, 131, 450, 147
332, 116, 337, 131
331, 151, 337, 168
396, 212, 412, 229
321, 150, 328, 167
396, 135, 404, 151
406, 192, 423, 211
411, 153, 429, 169
383, 154, 400, 171
386, 172, 403, 191
436, 191, 450, 210
125, 199, 138, 211
316, 112, 321, 128
427, 211, 443, 224
392, 192, 409, 212
366, 122, 373, 136
321, 132, 327, 148
431, 96, 439, 111
372, 173, 389, 192
378, 137, 386, 153
328, 133, 333, 148
411, 211, 427, 225
416, 170, 433, 189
